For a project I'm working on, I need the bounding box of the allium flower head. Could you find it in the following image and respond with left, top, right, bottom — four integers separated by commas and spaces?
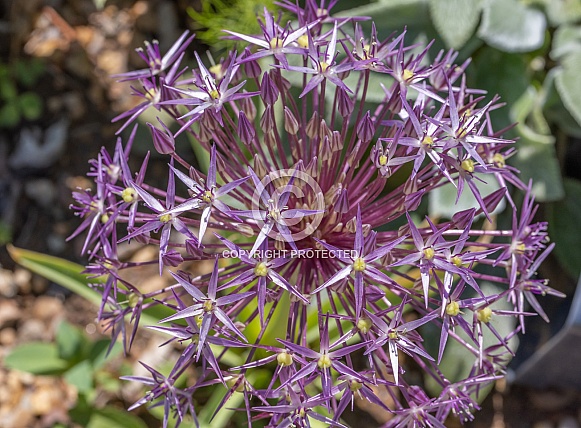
70, 2, 561, 426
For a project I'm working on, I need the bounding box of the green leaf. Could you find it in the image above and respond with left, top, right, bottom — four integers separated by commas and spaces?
337, 0, 431, 40
478, 0, 546, 52
18, 91, 43, 121
547, 178, 581, 278
555, 51, 581, 128
512, 137, 564, 202
471, 47, 530, 130
8, 246, 173, 330
0, 77, 17, 100
64, 360, 94, 393
428, 175, 505, 219
429, 0, 481, 49
4, 342, 68, 374
89, 339, 123, 370
543, 68, 581, 137
56, 320, 84, 360
8, 245, 103, 306
0, 102, 21, 128
14, 59, 45, 87
87, 406, 148, 428
551, 25, 581, 61
541, 0, 581, 25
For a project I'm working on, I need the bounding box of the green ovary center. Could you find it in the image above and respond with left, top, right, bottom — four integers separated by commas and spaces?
461, 159, 475, 173
209, 89, 220, 100
159, 213, 172, 223
202, 190, 213, 204
269, 37, 284, 49
317, 353, 332, 369
477, 307, 493, 323
451, 255, 462, 267
254, 262, 269, 277
353, 257, 366, 272
493, 153, 506, 167
122, 187, 137, 203
421, 136, 434, 148
202, 300, 215, 312
357, 317, 372, 334
349, 380, 363, 391
402, 69, 414, 81
446, 301, 460, 317
423, 247, 435, 260
277, 351, 293, 366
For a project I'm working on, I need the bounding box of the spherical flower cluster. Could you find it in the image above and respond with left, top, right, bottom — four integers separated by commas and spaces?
70, 2, 562, 426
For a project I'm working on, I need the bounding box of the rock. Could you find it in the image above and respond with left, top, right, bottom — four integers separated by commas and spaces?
0, 328, 16, 346
0, 300, 20, 329
31, 295, 63, 321
530, 389, 576, 412
18, 319, 47, 342
0, 269, 18, 297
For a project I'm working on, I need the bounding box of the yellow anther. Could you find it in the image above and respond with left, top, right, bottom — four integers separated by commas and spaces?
446, 301, 461, 317
209, 89, 220, 100
353, 257, 367, 272
317, 353, 332, 369
254, 262, 269, 277
477, 307, 493, 323
422, 136, 434, 148
423, 247, 435, 260
357, 317, 373, 334
195, 314, 203, 328
277, 351, 293, 366
388, 331, 398, 340
493, 153, 506, 168
461, 159, 475, 173
402, 69, 414, 81
462, 108, 472, 118
100, 213, 110, 224
202, 299, 215, 312
159, 213, 172, 223
451, 256, 463, 267
349, 380, 363, 391
269, 37, 284, 49
379, 154, 388, 166
202, 190, 213, 204
122, 187, 137, 203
